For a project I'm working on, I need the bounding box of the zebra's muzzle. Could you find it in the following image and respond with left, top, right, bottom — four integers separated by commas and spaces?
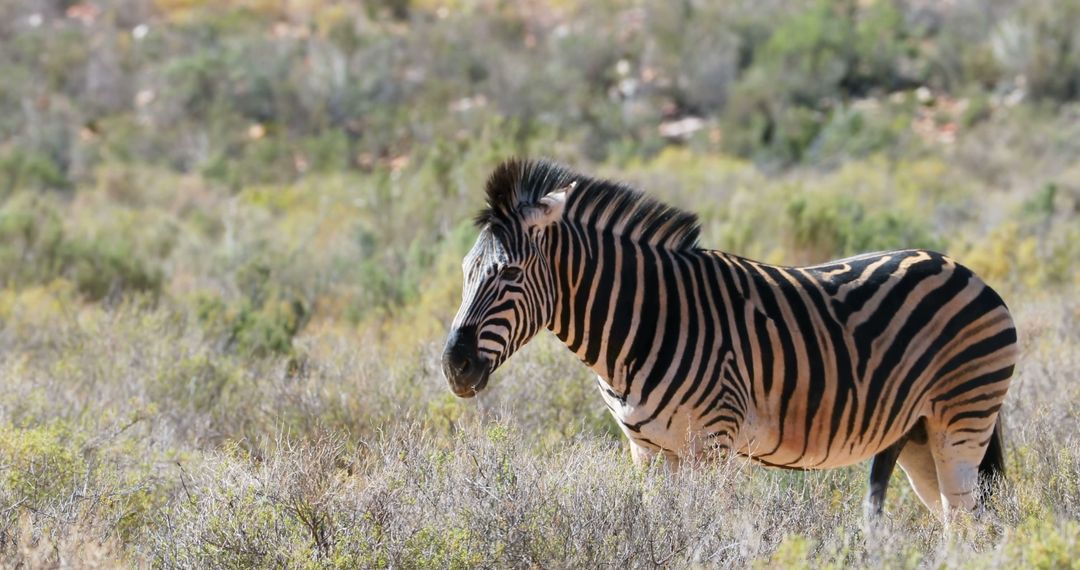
442, 326, 491, 398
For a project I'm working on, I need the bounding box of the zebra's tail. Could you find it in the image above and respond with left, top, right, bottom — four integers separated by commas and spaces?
979, 415, 1006, 498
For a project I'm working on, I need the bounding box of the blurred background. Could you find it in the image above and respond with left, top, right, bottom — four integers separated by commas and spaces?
1, 0, 1079, 566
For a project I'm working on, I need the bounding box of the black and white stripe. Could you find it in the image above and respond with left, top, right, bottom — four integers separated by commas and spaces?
443, 159, 1018, 518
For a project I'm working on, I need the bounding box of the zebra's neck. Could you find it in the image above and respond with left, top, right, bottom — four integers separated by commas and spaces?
545, 223, 734, 399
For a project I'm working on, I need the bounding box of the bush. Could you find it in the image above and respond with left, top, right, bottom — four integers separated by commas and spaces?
62, 237, 163, 302
194, 290, 306, 357
0, 193, 162, 301
0, 423, 87, 508
785, 193, 942, 260
721, 0, 920, 164
991, 0, 1080, 101
0, 149, 71, 197
1, 1, 1080, 567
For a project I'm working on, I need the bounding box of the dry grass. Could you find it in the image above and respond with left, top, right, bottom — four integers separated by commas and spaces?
2, 1, 1080, 565
0, 290, 1077, 568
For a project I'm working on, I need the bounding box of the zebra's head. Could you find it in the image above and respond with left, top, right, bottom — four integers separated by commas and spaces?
442, 159, 576, 398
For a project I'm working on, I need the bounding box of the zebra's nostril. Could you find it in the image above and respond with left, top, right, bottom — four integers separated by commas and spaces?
443, 327, 479, 381
443, 345, 475, 379
450, 353, 471, 375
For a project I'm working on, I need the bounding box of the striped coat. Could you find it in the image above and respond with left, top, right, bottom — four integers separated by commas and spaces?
443, 159, 1017, 518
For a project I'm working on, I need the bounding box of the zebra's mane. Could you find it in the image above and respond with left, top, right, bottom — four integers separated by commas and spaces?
476, 159, 701, 251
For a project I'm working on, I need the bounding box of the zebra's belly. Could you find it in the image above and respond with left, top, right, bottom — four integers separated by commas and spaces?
735, 413, 911, 470
597, 378, 915, 469
735, 442, 879, 470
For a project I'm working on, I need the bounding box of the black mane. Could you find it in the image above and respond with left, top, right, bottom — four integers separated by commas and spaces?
476, 159, 701, 251
474, 158, 577, 228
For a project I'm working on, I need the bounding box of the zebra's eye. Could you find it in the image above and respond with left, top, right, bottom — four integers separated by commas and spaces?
500, 266, 523, 281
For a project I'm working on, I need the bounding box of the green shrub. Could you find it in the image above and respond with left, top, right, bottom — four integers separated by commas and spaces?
808, 102, 912, 163
61, 237, 163, 302
0, 149, 70, 197
722, 0, 919, 164
0, 193, 163, 301
195, 294, 295, 357
786, 193, 943, 260
194, 258, 308, 358
0, 192, 65, 287
0, 422, 86, 507
996, 517, 1080, 569
994, 0, 1080, 101
152, 355, 237, 414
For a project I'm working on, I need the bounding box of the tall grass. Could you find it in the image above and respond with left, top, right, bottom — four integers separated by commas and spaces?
1, 0, 1080, 567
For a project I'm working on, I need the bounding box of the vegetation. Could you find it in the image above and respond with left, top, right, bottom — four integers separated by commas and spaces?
1, 0, 1078, 567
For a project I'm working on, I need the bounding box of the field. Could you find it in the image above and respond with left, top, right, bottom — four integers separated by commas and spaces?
1, 0, 1079, 567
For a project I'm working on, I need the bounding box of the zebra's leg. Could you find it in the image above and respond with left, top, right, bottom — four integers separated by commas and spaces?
896, 430, 943, 515
930, 430, 991, 519
629, 440, 657, 468
865, 436, 907, 517
661, 451, 682, 473
629, 441, 684, 473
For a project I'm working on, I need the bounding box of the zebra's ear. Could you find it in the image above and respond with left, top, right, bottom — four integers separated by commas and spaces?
522, 182, 573, 229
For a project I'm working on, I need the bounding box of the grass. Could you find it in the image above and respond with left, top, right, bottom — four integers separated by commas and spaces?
0, 287, 1077, 567
1, 0, 1080, 567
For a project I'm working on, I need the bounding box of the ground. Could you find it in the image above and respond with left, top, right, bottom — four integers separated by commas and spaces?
1, 0, 1079, 567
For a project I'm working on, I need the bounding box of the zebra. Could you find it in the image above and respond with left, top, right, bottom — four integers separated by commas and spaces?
442, 158, 1018, 519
